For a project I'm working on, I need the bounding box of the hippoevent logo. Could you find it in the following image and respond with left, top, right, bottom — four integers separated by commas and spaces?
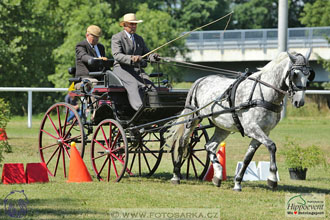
286, 193, 325, 217
3, 190, 29, 218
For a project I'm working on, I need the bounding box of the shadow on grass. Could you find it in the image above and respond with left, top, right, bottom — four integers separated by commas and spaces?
249, 182, 330, 194
0, 198, 108, 220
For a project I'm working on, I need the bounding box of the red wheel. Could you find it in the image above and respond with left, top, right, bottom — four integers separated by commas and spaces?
39, 102, 85, 177
128, 131, 163, 177
171, 125, 210, 180
91, 119, 128, 182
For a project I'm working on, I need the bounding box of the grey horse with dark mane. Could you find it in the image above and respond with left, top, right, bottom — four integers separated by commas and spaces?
166, 50, 315, 191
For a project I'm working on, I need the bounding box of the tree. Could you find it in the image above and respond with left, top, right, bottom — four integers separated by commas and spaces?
300, 0, 330, 27
230, 0, 318, 29
48, 0, 115, 88
0, 0, 63, 115
299, 0, 330, 75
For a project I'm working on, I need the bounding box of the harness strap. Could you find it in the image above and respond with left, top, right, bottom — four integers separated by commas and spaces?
239, 99, 282, 113
228, 76, 247, 136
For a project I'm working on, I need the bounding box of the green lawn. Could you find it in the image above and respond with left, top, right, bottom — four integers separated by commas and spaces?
1, 106, 330, 219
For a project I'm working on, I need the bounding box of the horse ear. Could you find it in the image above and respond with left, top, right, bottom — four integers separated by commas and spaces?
305, 48, 312, 60
287, 52, 297, 63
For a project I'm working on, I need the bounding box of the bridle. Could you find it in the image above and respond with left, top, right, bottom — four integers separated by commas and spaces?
286, 54, 315, 97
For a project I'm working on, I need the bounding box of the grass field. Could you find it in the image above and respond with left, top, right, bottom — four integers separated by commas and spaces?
1, 102, 330, 220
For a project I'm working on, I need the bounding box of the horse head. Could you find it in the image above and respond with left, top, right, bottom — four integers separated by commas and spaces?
286, 49, 315, 108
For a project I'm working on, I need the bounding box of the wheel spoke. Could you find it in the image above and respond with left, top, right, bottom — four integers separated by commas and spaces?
63, 134, 82, 143
63, 107, 69, 135
107, 156, 111, 182
185, 156, 190, 179
62, 143, 71, 158
92, 153, 107, 160
46, 146, 60, 166
110, 130, 121, 150
100, 125, 110, 149
110, 156, 119, 178
190, 155, 198, 178
129, 152, 137, 171
141, 151, 151, 173
56, 106, 62, 137
40, 143, 58, 150
53, 147, 62, 177
98, 156, 110, 178
93, 138, 108, 151
192, 153, 205, 167
62, 146, 67, 178
47, 114, 61, 138
40, 129, 59, 140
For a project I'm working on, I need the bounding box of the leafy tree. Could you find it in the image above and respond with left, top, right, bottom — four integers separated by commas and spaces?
231, 0, 318, 29
0, 98, 12, 163
299, 0, 330, 79
48, 0, 115, 88
0, 0, 63, 115
231, 0, 278, 29
300, 0, 330, 27
135, 4, 188, 81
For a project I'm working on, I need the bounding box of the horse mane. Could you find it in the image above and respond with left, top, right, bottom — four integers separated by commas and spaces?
257, 52, 291, 73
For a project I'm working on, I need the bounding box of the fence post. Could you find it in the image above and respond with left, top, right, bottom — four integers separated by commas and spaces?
28, 90, 32, 128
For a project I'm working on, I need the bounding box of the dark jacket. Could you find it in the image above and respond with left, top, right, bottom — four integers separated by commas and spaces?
75, 39, 106, 77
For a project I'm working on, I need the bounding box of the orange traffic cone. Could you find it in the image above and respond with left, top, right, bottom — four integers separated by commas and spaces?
203, 142, 227, 181
67, 142, 92, 182
219, 142, 227, 180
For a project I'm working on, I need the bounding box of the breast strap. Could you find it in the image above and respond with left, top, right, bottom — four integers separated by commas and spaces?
227, 75, 282, 137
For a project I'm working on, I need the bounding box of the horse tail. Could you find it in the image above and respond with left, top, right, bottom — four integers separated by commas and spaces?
165, 78, 204, 156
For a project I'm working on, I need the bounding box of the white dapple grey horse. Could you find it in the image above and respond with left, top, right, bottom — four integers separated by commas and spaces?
166, 50, 315, 191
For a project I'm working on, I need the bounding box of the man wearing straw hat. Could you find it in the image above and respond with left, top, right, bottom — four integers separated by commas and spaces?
111, 13, 160, 111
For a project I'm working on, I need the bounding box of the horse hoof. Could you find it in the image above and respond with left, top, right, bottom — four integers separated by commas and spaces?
267, 179, 278, 189
232, 188, 242, 192
171, 179, 180, 185
212, 177, 221, 187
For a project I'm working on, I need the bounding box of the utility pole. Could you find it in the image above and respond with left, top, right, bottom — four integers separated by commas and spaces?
278, 0, 288, 119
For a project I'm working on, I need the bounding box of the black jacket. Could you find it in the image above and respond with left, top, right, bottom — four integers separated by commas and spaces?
75, 39, 106, 77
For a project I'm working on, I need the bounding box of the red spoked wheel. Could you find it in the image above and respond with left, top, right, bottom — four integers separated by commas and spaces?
39, 102, 85, 177
171, 125, 210, 180
91, 119, 128, 182
128, 131, 164, 177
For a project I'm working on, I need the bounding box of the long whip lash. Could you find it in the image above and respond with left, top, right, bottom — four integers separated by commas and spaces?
142, 11, 234, 58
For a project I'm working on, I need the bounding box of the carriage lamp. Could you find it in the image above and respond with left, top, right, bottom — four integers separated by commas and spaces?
80, 79, 94, 94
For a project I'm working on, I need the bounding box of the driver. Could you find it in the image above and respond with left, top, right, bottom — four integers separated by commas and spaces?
111, 13, 160, 111
75, 25, 108, 89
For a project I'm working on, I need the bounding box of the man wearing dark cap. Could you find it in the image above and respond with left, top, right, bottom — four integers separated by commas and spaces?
75, 25, 108, 80
111, 13, 160, 111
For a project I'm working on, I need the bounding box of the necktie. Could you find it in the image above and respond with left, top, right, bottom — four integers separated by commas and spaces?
131, 34, 135, 44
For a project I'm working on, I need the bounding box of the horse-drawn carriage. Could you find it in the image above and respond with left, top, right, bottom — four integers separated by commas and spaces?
39, 49, 315, 190
38, 59, 210, 182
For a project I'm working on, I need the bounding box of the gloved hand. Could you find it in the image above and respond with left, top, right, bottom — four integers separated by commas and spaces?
150, 53, 161, 62
140, 60, 147, 68
131, 55, 142, 63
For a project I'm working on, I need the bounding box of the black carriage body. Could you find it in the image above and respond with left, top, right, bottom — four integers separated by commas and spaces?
92, 71, 187, 128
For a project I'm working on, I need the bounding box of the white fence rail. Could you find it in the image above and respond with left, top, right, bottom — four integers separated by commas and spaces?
0, 87, 68, 128
0, 87, 329, 128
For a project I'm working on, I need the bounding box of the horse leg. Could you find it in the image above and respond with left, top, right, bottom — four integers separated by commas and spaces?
171, 115, 199, 185
233, 139, 261, 191
205, 128, 230, 187
242, 127, 278, 190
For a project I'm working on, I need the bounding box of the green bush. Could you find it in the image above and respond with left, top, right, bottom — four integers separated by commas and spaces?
0, 98, 12, 163
281, 137, 326, 170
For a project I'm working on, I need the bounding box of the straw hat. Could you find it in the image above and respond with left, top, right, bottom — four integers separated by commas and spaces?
119, 13, 143, 26
86, 25, 102, 37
